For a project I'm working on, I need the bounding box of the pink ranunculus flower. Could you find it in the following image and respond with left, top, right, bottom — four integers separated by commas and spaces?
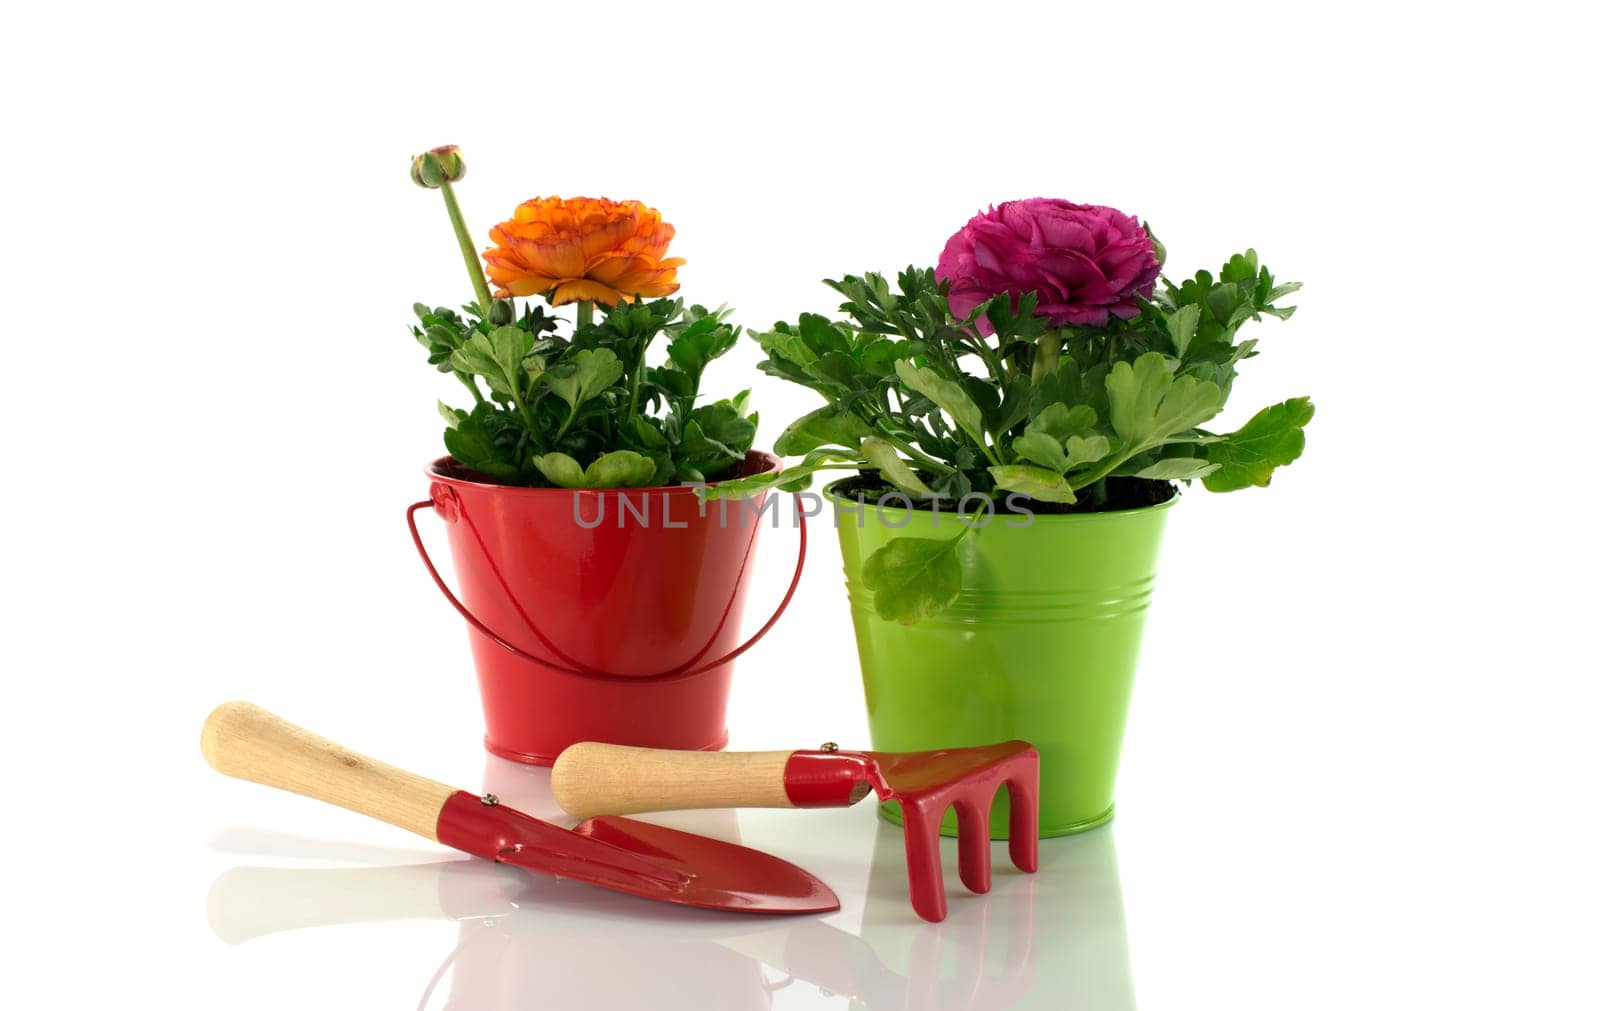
936, 198, 1162, 332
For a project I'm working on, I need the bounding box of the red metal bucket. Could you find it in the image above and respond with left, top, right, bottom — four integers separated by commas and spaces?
408, 451, 804, 764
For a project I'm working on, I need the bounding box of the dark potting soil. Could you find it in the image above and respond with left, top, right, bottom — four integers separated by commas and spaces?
829, 474, 1178, 516
431, 451, 777, 489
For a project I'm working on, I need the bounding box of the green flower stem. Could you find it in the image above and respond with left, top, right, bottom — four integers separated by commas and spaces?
1101, 334, 1118, 367
972, 339, 1005, 382
959, 420, 1003, 468
1032, 334, 1062, 384
576, 300, 594, 330
958, 497, 991, 537
507, 384, 537, 431
876, 432, 955, 475
1068, 441, 1150, 493
952, 326, 1004, 382
551, 400, 581, 445
624, 330, 650, 432
439, 182, 493, 317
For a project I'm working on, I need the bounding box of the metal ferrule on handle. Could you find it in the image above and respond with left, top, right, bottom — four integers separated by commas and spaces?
782, 751, 880, 807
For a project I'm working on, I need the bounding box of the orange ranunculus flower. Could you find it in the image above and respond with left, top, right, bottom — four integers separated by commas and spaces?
482, 196, 685, 306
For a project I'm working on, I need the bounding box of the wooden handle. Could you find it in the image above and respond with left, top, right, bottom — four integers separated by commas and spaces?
200, 701, 459, 841
551, 743, 797, 818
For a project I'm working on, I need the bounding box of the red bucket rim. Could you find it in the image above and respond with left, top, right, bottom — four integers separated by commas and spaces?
426, 450, 781, 498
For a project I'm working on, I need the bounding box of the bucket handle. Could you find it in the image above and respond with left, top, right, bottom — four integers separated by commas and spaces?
406, 493, 807, 685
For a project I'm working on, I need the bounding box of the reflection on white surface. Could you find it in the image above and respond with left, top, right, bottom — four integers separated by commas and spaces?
207, 757, 1135, 1010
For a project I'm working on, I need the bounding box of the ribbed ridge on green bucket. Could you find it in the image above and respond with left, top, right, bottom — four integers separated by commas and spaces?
845, 576, 1157, 626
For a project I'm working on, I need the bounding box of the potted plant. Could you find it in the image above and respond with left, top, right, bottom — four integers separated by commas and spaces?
404, 146, 801, 764
708, 198, 1313, 836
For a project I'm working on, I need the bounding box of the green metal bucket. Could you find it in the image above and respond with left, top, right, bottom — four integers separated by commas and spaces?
829, 483, 1175, 838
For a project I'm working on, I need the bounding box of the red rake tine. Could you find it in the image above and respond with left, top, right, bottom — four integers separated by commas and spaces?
868, 742, 1041, 922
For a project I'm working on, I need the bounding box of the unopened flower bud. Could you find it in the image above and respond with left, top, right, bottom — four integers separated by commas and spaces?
410, 145, 466, 189
488, 299, 514, 326
1144, 222, 1166, 267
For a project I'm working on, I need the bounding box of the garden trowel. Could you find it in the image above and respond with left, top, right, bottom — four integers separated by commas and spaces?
201, 702, 838, 915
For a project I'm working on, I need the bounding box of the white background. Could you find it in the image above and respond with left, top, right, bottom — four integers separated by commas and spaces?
4, 1, 1597, 1008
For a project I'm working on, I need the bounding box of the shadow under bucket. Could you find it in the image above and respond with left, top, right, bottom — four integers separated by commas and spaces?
410, 451, 803, 764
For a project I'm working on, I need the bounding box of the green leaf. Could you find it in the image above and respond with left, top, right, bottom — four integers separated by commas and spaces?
699, 472, 786, 498
449, 333, 512, 397
666, 308, 739, 384
1204, 283, 1243, 327
584, 450, 657, 488
756, 355, 816, 388
442, 405, 519, 481
691, 402, 757, 450
438, 401, 467, 429
625, 415, 670, 453
532, 450, 657, 489
755, 324, 818, 369
546, 348, 623, 410
1219, 249, 1260, 284
1012, 430, 1069, 471
689, 401, 757, 454
1028, 402, 1097, 442
699, 449, 860, 499
988, 464, 1077, 504
1167, 303, 1202, 358
991, 376, 1035, 436
862, 535, 964, 625
676, 402, 757, 479
1063, 434, 1111, 469
531, 452, 586, 488
446, 326, 539, 400
804, 352, 862, 390
648, 366, 695, 400
856, 337, 913, 376
1106, 352, 1224, 451
643, 453, 674, 486
1013, 427, 1106, 475
960, 374, 1001, 420
423, 324, 457, 351
1135, 457, 1220, 480
773, 403, 872, 456
859, 437, 935, 496
894, 360, 986, 445
982, 290, 1046, 342
1201, 397, 1315, 492
797, 313, 850, 357
1046, 359, 1112, 425
487, 325, 535, 383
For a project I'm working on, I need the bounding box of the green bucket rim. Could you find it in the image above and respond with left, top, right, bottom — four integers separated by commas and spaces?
820, 476, 1181, 524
